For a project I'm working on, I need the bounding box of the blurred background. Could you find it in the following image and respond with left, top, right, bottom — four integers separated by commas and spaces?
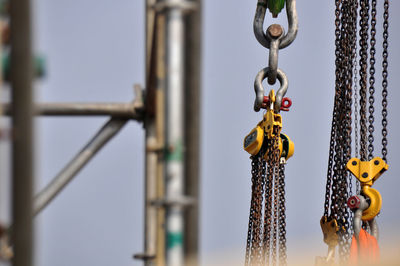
0, 0, 399, 265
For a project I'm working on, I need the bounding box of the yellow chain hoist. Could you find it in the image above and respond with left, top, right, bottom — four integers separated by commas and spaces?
243, 89, 294, 161
346, 157, 388, 221
244, 66, 296, 266
244, 0, 298, 264
318, 0, 390, 265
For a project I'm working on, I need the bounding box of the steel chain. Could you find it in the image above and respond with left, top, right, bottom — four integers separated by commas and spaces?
277, 163, 287, 266
381, 0, 389, 163
246, 1, 297, 264
271, 134, 280, 266
367, 0, 377, 160
359, 0, 369, 161
245, 155, 259, 265
352, 0, 361, 195
323, 0, 390, 264
264, 143, 274, 265
323, 0, 358, 263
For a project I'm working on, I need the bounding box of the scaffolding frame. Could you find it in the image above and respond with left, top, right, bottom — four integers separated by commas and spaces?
1, 0, 201, 265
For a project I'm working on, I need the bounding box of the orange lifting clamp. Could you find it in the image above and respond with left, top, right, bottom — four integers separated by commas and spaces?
346, 157, 389, 221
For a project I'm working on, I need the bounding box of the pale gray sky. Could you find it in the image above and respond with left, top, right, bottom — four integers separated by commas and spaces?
1, 0, 400, 265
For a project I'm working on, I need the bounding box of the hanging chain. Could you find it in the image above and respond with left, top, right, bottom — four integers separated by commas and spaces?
245, 1, 297, 265
323, 0, 341, 219
367, 0, 377, 160
381, 0, 389, 163
263, 149, 274, 265
271, 135, 280, 266
277, 163, 287, 266
248, 153, 265, 265
359, 0, 369, 162
323, 0, 359, 263
246, 155, 262, 265
352, 0, 360, 195
245, 129, 285, 266
322, 0, 390, 264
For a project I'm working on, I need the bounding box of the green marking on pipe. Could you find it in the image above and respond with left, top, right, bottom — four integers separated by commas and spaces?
167, 232, 183, 249
165, 140, 183, 162
2, 53, 46, 80
268, 0, 285, 18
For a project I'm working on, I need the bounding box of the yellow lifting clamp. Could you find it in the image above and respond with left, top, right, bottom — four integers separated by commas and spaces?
346, 157, 389, 221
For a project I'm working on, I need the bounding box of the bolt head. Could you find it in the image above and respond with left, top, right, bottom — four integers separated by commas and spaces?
267, 24, 284, 39
347, 195, 361, 209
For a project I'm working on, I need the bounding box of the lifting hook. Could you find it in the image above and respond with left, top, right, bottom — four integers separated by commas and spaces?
347, 195, 379, 242
346, 157, 388, 221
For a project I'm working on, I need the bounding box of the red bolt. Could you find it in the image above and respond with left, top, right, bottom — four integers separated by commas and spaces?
261, 96, 292, 111
347, 195, 361, 209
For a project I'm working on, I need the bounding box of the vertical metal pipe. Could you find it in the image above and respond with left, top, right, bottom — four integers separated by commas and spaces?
154, 14, 166, 266
164, 5, 185, 266
143, 0, 160, 265
183, 1, 201, 265
143, 121, 158, 266
10, 0, 34, 265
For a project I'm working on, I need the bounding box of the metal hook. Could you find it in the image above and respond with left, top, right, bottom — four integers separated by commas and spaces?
254, 67, 288, 113
253, 0, 298, 50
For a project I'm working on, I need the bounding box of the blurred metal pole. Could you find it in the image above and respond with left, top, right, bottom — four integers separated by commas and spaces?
141, 0, 161, 265
33, 118, 128, 216
142, 1, 199, 265
183, 1, 201, 265
164, 3, 185, 266
2, 102, 144, 118
10, 0, 34, 265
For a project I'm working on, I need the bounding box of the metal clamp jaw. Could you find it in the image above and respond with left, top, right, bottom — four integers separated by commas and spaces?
346, 157, 389, 221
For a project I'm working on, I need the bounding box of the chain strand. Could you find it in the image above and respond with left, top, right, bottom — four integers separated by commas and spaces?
367, 0, 377, 160
381, 0, 389, 163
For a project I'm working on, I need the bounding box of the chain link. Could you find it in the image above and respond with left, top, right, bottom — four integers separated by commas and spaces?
246, 127, 286, 266
323, 0, 359, 263
263, 148, 273, 265
277, 163, 287, 266
359, 0, 369, 162
323, 0, 390, 264
246, 1, 297, 264
381, 0, 389, 163
245, 155, 260, 265
367, 0, 377, 160
271, 134, 280, 266
352, 0, 360, 195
